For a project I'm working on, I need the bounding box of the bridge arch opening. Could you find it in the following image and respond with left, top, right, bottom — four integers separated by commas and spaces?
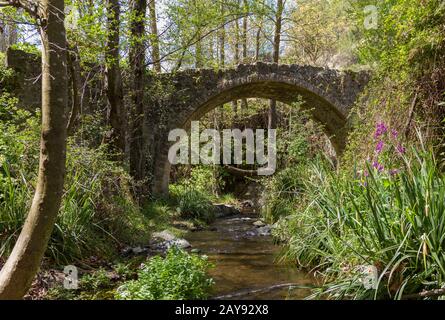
152, 77, 351, 195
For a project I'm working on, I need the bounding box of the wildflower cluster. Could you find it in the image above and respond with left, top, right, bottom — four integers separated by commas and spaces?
365, 122, 406, 177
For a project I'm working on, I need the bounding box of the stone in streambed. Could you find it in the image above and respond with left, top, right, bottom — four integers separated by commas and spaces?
213, 204, 241, 218
152, 230, 176, 242
253, 220, 266, 227
256, 225, 272, 236
167, 239, 191, 249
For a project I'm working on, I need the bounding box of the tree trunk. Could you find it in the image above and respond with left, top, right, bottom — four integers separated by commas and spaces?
218, 3, 226, 68
0, 0, 68, 299
255, 16, 263, 61
7, 19, 17, 47
148, 0, 161, 73
268, 0, 284, 130
242, 0, 248, 63
66, 45, 81, 135
195, 32, 203, 68
129, 0, 147, 187
105, 0, 125, 154
0, 20, 6, 52
232, 16, 241, 117
240, 0, 248, 112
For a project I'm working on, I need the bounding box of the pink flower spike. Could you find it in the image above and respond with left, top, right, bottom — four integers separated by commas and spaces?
375, 141, 384, 154
374, 122, 388, 139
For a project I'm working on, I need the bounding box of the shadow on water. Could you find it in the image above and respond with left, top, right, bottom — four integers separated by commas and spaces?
185, 214, 316, 300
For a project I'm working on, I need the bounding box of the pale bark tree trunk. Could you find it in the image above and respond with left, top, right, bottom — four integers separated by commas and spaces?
195, 32, 203, 68
7, 19, 17, 46
232, 16, 240, 116
0, 18, 18, 52
240, 0, 248, 112
129, 0, 147, 186
218, 3, 226, 117
255, 16, 263, 61
0, 0, 68, 299
242, 0, 248, 63
0, 20, 6, 52
148, 0, 161, 73
218, 3, 225, 68
105, 0, 125, 154
268, 0, 284, 130
192, 0, 203, 68
66, 45, 81, 135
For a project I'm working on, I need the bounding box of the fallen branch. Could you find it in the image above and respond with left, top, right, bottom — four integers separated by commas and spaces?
402, 287, 445, 300
403, 91, 418, 139
224, 165, 259, 177
212, 283, 307, 300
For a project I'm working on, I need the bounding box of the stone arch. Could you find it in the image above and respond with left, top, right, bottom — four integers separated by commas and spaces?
148, 63, 369, 195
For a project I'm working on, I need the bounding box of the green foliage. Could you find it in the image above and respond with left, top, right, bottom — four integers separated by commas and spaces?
277, 147, 445, 299
9, 43, 41, 56
169, 184, 214, 223
168, 166, 219, 223
116, 248, 214, 300
188, 166, 220, 194
262, 166, 303, 223
352, 0, 445, 76
0, 63, 17, 95
45, 264, 135, 300
262, 103, 333, 223
80, 269, 114, 292
345, 0, 445, 164
0, 97, 149, 264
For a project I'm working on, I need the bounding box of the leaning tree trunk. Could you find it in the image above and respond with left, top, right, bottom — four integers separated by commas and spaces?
0, 0, 68, 299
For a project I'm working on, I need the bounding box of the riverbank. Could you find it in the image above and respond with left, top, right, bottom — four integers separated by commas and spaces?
25, 204, 316, 300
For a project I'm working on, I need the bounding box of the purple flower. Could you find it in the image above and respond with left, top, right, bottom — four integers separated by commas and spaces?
391, 129, 399, 139
389, 169, 400, 176
374, 122, 388, 139
396, 144, 406, 154
375, 141, 384, 154
372, 161, 384, 172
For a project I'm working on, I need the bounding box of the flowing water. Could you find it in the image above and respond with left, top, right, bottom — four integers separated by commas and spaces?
185, 213, 316, 300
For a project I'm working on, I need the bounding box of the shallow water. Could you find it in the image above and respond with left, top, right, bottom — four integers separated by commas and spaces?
185, 214, 316, 300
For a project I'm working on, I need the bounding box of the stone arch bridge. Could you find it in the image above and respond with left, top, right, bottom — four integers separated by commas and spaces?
5, 49, 369, 196
144, 63, 369, 195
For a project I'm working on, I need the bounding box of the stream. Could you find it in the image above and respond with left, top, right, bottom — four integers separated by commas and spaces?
185, 213, 316, 300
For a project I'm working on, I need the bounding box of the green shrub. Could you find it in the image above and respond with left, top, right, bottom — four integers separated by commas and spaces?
169, 184, 214, 222
262, 166, 307, 222
116, 248, 214, 300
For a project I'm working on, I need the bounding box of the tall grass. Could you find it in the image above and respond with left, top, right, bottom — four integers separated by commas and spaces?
275, 148, 445, 299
